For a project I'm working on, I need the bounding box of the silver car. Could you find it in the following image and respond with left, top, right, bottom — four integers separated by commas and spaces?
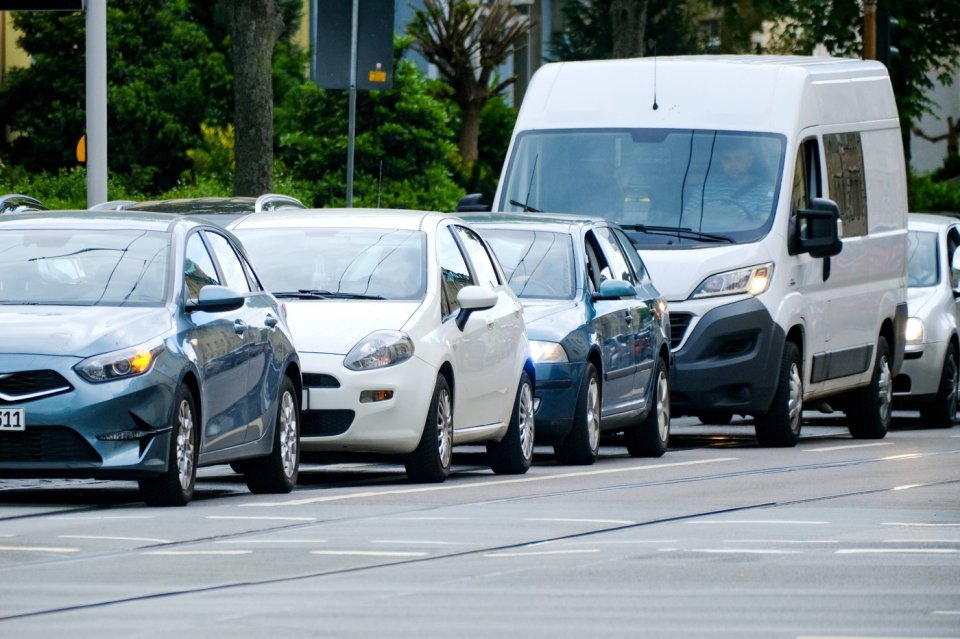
893, 213, 960, 427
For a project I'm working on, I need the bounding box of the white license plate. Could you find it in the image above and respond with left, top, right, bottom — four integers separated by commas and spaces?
0, 408, 25, 432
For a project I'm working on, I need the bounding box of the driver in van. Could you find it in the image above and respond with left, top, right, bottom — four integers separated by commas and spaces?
689, 137, 775, 230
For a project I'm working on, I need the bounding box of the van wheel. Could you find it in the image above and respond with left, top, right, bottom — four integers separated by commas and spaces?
405, 374, 454, 483
625, 358, 670, 457
243, 376, 300, 494
554, 363, 601, 465
920, 347, 958, 429
139, 385, 198, 507
848, 336, 892, 439
488, 372, 535, 474
755, 341, 802, 447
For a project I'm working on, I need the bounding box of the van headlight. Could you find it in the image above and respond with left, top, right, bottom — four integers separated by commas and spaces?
75, 339, 165, 383
529, 340, 568, 363
691, 263, 773, 299
905, 317, 924, 344
344, 330, 415, 370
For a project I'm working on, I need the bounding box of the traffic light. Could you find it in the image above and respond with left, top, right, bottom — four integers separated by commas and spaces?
876, 8, 899, 68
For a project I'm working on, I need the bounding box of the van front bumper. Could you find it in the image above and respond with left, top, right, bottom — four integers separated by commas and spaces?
669, 297, 785, 416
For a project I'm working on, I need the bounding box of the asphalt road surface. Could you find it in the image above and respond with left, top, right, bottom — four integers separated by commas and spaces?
1, 412, 958, 638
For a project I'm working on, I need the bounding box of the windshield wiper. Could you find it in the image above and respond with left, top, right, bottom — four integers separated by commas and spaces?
273, 289, 387, 300
619, 224, 734, 244
509, 199, 542, 213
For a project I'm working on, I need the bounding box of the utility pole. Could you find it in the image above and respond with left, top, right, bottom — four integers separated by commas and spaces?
863, 0, 877, 60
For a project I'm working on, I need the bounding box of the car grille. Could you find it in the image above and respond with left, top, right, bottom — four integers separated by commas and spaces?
302, 373, 341, 388
0, 427, 101, 463
0, 370, 73, 404
301, 410, 354, 437
670, 312, 693, 347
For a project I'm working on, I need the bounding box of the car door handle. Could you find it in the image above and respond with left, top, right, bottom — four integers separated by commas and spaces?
265, 314, 279, 328
234, 319, 247, 335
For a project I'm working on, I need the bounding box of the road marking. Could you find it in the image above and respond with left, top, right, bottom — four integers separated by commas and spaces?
246, 458, 738, 506
371, 540, 471, 546
883, 539, 960, 543
389, 516, 472, 521
484, 549, 600, 558
214, 539, 328, 544
804, 442, 892, 452
686, 520, 829, 525
59, 535, 171, 543
723, 539, 839, 544
798, 636, 960, 639
309, 550, 429, 557
893, 482, 933, 490
882, 522, 960, 527
933, 611, 960, 616
0, 534, 13, 538
0, 545, 79, 553
205, 516, 316, 522
835, 548, 959, 554
524, 518, 637, 525
564, 539, 678, 545
54, 515, 155, 520
688, 548, 803, 555
881, 453, 925, 461
143, 550, 252, 556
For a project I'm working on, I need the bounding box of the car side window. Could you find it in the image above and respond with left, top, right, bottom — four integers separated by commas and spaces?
453, 225, 501, 288
438, 227, 474, 317
204, 231, 252, 293
583, 232, 606, 291
948, 227, 960, 290
612, 226, 647, 282
592, 226, 635, 283
184, 232, 221, 300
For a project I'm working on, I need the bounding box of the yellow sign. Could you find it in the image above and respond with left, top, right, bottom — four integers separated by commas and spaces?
368, 70, 387, 83
76, 134, 86, 163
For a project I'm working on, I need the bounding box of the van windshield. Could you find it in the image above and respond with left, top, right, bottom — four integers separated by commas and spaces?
499, 129, 786, 247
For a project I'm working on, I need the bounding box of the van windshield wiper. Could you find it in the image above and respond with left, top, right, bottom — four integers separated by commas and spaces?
273, 289, 387, 300
619, 224, 734, 244
509, 199, 542, 213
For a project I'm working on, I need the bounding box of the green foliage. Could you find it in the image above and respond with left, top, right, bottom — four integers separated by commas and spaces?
909, 173, 960, 213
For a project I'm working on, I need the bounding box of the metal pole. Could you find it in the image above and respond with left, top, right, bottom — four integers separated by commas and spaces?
86, 0, 107, 206
863, 0, 877, 60
346, 0, 359, 207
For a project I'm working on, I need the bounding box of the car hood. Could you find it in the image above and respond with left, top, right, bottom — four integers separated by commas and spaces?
284, 300, 421, 354
907, 286, 937, 318
520, 299, 583, 341
0, 306, 171, 357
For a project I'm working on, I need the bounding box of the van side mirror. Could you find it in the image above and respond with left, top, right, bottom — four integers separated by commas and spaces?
792, 198, 843, 258
456, 193, 490, 213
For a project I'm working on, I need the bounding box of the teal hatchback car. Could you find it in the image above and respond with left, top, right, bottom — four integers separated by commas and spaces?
0, 212, 302, 505
466, 213, 671, 465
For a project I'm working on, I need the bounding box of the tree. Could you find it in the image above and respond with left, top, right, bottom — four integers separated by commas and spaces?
610, 0, 648, 58
407, 0, 533, 169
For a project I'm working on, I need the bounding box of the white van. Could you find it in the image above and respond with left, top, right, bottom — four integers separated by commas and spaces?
490, 55, 908, 445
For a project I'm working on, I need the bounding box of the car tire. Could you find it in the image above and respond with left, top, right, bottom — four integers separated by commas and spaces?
139, 385, 198, 507
625, 357, 670, 458
847, 336, 893, 439
243, 376, 300, 494
698, 411, 733, 425
488, 371, 535, 474
554, 363, 601, 465
406, 374, 454, 483
755, 341, 803, 447
920, 346, 958, 429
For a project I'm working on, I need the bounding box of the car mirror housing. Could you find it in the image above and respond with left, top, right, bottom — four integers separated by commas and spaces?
455, 285, 498, 330
593, 278, 637, 300
791, 198, 843, 258
186, 285, 245, 313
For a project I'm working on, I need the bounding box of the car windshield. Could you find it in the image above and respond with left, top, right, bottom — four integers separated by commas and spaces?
0, 228, 169, 306
907, 230, 939, 287
236, 227, 427, 301
480, 229, 576, 300
499, 128, 785, 247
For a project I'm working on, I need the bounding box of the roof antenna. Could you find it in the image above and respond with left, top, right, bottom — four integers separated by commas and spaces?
651, 41, 659, 111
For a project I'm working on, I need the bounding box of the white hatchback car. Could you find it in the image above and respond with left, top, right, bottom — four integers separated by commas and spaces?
893, 213, 960, 427
231, 209, 535, 481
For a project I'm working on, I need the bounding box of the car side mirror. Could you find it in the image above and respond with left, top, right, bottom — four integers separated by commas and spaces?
186, 284, 245, 313
792, 198, 843, 258
455, 285, 498, 330
456, 193, 490, 213
593, 278, 637, 300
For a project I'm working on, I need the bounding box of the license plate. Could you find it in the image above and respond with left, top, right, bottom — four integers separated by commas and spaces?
0, 408, 25, 432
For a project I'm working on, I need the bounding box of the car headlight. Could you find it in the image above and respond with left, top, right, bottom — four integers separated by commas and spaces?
344, 330, 415, 371
905, 317, 924, 344
691, 263, 773, 299
530, 340, 568, 363
75, 338, 165, 383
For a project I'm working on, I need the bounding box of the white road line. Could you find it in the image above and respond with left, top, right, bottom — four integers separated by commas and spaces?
804, 442, 893, 452
244, 458, 738, 507
933, 611, 960, 616
0, 545, 79, 553
835, 548, 960, 554
883, 539, 960, 543
214, 539, 328, 544
882, 522, 960, 527
881, 453, 925, 461
53, 515, 155, 520
0, 534, 13, 538
798, 636, 960, 639
893, 483, 933, 490
686, 520, 829, 525
371, 540, 471, 546
688, 548, 803, 555
524, 518, 636, 525
143, 550, 252, 556
59, 535, 171, 543
563, 539, 678, 545
484, 549, 601, 558
205, 516, 316, 522
389, 517, 472, 521
723, 539, 840, 544
309, 550, 429, 557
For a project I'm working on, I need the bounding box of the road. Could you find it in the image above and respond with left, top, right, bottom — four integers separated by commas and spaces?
0, 413, 958, 638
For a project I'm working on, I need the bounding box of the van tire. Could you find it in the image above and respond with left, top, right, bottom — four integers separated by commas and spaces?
920, 347, 958, 429
554, 364, 601, 465
755, 341, 802, 447
625, 357, 670, 457
847, 336, 893, 439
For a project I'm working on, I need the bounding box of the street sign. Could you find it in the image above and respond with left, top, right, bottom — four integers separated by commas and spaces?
314, 0, 394, 90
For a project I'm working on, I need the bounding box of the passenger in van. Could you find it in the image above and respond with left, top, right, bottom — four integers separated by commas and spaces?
687, 137, 775, 231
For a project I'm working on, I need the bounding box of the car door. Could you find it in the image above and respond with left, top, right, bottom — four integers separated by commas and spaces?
182, 231, 250, 453
583, 228, 638, 412
202, 229, 279, 444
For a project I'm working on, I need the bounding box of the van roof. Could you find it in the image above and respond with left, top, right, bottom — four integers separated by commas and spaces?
516, 55, 898, 135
